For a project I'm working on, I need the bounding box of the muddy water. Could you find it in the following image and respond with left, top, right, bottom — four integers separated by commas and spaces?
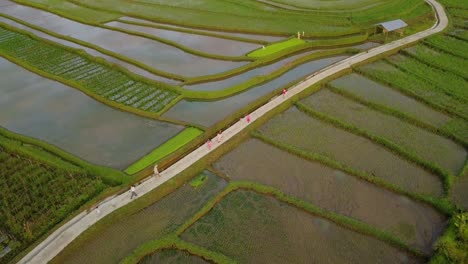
52, 171, 227, 264
139, 249, 209, 264
330, 73, 451, 127
181, 190, 423, 263
0, 17, 180, 85
105, 21, 260, 57
163, 55, 349, 126
214, 139, 446, 253
119, 16, 285, 43
302, 89, 467, 175
0, 58, 183, 169
1, 3, 248, 77
258, 107, 444, 197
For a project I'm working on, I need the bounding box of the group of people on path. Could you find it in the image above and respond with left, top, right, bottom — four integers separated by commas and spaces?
130, 88, 290, 200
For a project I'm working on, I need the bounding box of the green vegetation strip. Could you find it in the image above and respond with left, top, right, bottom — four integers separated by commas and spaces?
385, 56, 468, 102
176, 181, 427, 258
182, 48, 357, 100
125, 128, 203, 175
296, 102, 454, 193
120, 234, 236, 264
423, 35, 468, 59
356, 63, 468, 121
0, 13, 186, 81
247, 38, 305, 57
184, 33, 368, 84
251, 131, 454, 215
401, 45, 468, 80
326, 84, 468, 147
430, 212, 468, 263
0, 23, 183, 120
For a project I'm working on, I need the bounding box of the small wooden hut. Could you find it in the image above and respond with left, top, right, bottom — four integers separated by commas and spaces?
375, 19, 408, 39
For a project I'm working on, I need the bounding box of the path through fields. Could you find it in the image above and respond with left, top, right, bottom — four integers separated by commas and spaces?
18, 0, 448, 262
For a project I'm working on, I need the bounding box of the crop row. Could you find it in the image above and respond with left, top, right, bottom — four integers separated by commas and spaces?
0, 26, 179, 114
386, 54, 468, 102
0, 145, 105, 263
402, 45, 468, 79
423, 35, 468, 59
356, 61, 468, 120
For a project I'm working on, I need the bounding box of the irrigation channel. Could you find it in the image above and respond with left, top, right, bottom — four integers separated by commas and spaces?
18, 0, 448, 263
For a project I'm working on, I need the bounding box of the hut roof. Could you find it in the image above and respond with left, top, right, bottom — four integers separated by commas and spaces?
376, 19, 408, 31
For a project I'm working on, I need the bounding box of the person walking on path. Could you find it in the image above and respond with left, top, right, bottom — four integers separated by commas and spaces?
217, 131, 222, 143
282, 88, 287, 98
130, 185, 138, 199
154, 164, 160, 177
207, 139, 213, 150
246, 114, 251, 123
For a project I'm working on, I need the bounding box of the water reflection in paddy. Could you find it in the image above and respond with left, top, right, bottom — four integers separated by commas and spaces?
163, 55, 349, 126
1, 3, 248, 77
0, 58, 183, 169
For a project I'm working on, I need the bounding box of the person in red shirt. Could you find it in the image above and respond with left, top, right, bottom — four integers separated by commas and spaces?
282, 88, 287, 98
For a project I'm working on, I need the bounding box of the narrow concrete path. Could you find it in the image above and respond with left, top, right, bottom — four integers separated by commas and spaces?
19, 1, 447, 263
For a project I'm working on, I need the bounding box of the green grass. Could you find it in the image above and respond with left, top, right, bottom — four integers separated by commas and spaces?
189, 174, 209, 188
124, 128, 203, 175
247, 38, 306, 57
430, 213, 468, 264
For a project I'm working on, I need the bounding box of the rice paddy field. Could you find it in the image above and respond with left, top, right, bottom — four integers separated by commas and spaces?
1, 0, 467, 263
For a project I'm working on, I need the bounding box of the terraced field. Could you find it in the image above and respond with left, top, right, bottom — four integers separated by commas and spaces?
1, 0, 467, 263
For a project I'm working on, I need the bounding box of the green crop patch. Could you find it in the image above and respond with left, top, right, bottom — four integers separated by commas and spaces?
424, 35, 468, 60
357, 61, 468, 120
403, 45, 468, 79
190, 174, 209, 188
0, 25, 179, 116
0, 138, 106, 263
125, 128, 203, 175
247, 38, 306, 57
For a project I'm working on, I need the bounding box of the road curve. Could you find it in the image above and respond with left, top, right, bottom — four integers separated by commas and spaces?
19, 0, 448, 263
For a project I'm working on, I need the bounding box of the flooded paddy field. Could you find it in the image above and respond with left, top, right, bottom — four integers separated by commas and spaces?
118, 17, 285, 43
139, 249, 209, 264
0, 17, 180, 84
105, 21, 260, 56
51, 171, 227, 264
1, 2, 249, 77
0, 57, 183, 169
257, 107, 444, 197
163, 55, 349, 126
214, 139, 446, 253
181, 190, 423, 263
301, 89, 467, 175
